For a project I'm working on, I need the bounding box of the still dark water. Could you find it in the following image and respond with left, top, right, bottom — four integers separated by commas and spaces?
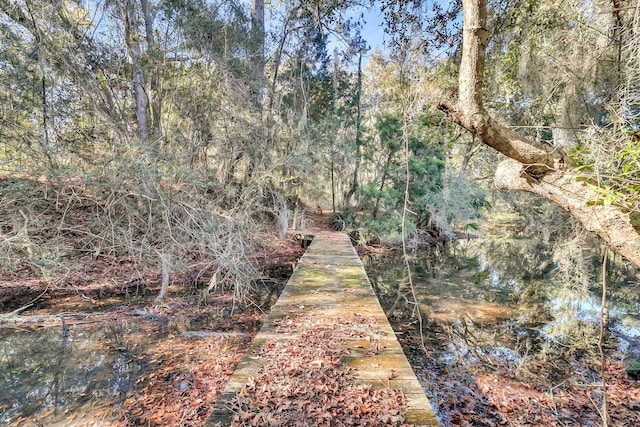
364, 233, 640, 369
0, 322, 142, 426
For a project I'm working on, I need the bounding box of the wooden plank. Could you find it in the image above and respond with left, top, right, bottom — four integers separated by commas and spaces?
206, 231, 440, 426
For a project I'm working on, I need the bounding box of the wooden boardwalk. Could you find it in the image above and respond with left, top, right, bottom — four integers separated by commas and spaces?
206, 230, 439, 426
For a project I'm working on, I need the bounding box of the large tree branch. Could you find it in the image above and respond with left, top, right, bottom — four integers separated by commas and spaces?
496, 159, 640, 266
438, 0, 570, 173
439, 0, 640, 267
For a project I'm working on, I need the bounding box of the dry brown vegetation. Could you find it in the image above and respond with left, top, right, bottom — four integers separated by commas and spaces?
228, 312, 411, 426
3, 178, 640, 426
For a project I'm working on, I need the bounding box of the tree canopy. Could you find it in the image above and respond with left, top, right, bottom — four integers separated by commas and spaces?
1, 0, 639, 272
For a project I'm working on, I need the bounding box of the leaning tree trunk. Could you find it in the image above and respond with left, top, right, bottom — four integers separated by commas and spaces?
438, 0, 640, 267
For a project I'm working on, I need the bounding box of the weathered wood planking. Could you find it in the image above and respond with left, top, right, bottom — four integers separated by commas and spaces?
206, 231, 439, 426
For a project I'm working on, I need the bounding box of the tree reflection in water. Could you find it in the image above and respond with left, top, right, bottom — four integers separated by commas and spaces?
365, 231, 640, 425
0, 324, 140, 425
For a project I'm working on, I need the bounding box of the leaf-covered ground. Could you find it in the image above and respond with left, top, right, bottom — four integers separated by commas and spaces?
0, 226, 305, 427
3, 209, 640, 426
397, 328, 640, 427
227, 312, 411, 426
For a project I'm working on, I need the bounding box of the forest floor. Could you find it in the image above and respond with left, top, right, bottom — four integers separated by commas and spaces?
1, 210, 639, 426
0, 211, 306, 426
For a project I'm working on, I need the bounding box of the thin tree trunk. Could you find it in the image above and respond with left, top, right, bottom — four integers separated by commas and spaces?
269, 7, 302, 111
373, 152, 394, 219
598, 246, 609, 426
155, 252, 171, 302
612, 0, 623, 99
345, 51, 363, 206
25, 1, 51, 150
331, 55, 338, 214
124, 0, 149, 143
252, 0, 265, 71
461, 138, 480, 171
140, 0, 161, 153
331, 157, 336, 214
269, 25, 289, 111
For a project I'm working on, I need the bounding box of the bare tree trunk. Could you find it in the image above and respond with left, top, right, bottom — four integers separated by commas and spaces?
155, 252, 171, 302
269, 6, 303, 111
331, 156, 336, 213
598, 246, 609, 426
372, 151, 394, 219
252, 0, 265, 70
124, 0, 149, 143
345, 51, 363, 206
612, 0, 623, 99
24, 1, 51, 150
140, 0, 162, 153
269, 23, 290, 111
461, 138, 480, 171
438, 0, 640, 267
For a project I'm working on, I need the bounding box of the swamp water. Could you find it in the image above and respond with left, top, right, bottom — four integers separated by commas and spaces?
0, 320, 143, 425
363, 233, 640, 427
0, 293, 277, 425
364, 231, 640, 424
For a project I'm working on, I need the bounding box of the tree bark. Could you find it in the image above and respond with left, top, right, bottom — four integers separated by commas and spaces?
124, 0, 149, 143
24, 0, 52, 150
140, 0, 162, 153
252, 0, 265, 70
269, 14, 294, 111
439, 0, 640, 267
345, 51, 363, 206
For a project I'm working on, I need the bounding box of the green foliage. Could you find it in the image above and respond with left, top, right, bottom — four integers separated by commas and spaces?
330, 211, 357, 231
377, 115, 403, 152
569, 135, 640, 212
355, 113, 451, 238
420, 171, 489, 239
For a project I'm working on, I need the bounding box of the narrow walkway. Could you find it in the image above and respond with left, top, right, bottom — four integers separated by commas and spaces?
206, 231, 439, 426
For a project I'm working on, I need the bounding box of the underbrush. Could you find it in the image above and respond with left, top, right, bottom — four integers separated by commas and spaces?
0, 160, 279, 302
